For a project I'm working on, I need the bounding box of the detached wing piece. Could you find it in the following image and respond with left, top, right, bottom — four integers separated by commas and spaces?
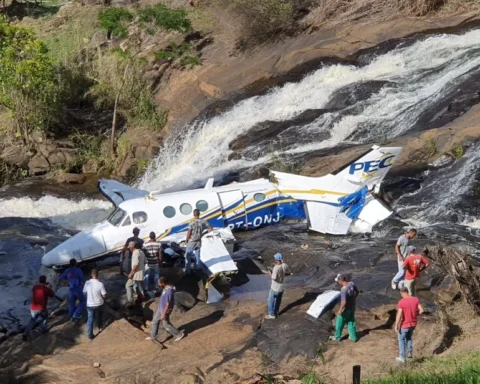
98, 179, 149, 207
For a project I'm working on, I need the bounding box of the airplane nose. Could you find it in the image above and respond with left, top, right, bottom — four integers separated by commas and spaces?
41, 229, 107, 268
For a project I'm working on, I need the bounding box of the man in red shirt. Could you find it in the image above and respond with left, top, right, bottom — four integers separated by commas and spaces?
23, 275, 55, 340
394, 286, 424, 363
402, 246, 429, 296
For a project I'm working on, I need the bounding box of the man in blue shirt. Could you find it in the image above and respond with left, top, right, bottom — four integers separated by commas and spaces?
146, 276, 185, 342
59, 258, 86, 320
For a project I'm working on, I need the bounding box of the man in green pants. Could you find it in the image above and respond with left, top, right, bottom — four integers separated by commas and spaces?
331, 274, 359, 342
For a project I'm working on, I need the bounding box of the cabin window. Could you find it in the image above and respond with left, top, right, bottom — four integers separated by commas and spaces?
122, 216, 131, 226
133, 211, 148, 224
180, 203, 192, 215
196, 200, 208, 212
163, 206, 176, 218
254, 193, 266, 202
108, 208, 126, 226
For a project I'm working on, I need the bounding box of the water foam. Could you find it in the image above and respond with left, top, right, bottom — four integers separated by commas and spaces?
0, 196, 111, 230
140, 29, 480, 191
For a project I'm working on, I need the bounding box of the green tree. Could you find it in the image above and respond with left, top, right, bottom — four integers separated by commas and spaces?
0, 19, 62, 140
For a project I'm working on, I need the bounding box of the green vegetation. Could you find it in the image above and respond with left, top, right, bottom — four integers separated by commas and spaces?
423, 139, 437, 157
0, 19, 62, 139
98, 7, 134, 38
449, 143, 465, 160
138, 4, 192, 34
363, 352, 480, 384
154, 42, 202, 68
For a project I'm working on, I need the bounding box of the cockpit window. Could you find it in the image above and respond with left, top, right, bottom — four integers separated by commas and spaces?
133, 211, 148, 224
122, 216, 131, 226
108, 208, 126, 226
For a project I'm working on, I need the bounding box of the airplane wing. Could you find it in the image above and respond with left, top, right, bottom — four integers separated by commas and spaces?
98, 179, 149, 207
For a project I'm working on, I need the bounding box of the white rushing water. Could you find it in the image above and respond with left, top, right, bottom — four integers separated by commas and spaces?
0, 196, 111, 230
140, 29, 480, 192
395, 145, 480, 226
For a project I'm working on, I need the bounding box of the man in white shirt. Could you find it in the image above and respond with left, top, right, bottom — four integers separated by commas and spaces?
126, 241, 146, 303
83, 269, 107, 340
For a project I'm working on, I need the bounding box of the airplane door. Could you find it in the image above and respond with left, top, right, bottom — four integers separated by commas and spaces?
217, 190, 247, 230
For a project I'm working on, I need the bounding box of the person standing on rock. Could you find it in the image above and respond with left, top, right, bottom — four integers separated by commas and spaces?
402, 246, 429, 297
120, 227, 144, 275
83, 269, 107, 340
391, 229, 417, 290
265, 253, 291, 320
23, 275, 55, 340
147, 276, 185, 342
59, 258, 86, 321
144, 231, 162, 297
185, 209, 213, 275
331, 274, 359, 342
126, 241, 146, 303
395, 286, 424, 363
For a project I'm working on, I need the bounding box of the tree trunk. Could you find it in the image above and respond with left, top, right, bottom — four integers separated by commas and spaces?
109, 60, 131, 158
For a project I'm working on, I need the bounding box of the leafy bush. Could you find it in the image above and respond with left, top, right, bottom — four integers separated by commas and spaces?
0, 20, 62, 138
154, 42, 202, 68
98, 7, 134, 38
138, 4, 192, 33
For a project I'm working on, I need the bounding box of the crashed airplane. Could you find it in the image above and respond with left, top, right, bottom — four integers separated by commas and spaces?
42, 145, 402, 269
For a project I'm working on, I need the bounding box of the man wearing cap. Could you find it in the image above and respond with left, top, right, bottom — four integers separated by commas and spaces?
265, 253, 291, 319
395, 286, 424, 363
120, 227, 144, 275
402, 246, 429, 296
126, 241, 146, 303
332, 274, 359, 342
392, 229, 417, 290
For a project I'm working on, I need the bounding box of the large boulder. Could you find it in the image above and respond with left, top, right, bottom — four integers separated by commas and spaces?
28, 154, 50, 175
0, 145, 32, 168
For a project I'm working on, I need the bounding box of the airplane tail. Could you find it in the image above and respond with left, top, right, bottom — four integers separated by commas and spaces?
272, 145, 402, 235
332, 145, 403, 192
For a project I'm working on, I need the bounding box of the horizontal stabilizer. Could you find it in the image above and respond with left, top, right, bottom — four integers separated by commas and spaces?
98, 179, 149, 207
307, 290, 341, 318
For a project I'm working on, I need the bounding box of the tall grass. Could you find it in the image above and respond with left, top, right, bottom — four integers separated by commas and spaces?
364, 352, 480, 384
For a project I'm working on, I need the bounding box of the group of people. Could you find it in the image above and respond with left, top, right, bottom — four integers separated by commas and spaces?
264, 228, 430, 364
23, 259, 107, 341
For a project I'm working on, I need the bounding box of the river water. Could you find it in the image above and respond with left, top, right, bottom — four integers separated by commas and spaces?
1, 28, 479, 334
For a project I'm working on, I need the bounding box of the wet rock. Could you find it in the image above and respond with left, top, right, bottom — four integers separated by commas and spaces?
228, 109, 327, 154
428, 154, 455, 170
324, 80, 393, 110
257, 310, 331, 363
28, 154, 50, 176
0, 146, 32, 168
55, 173, 86, 185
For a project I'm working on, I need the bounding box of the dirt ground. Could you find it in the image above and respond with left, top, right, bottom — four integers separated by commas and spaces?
2, 272, 479, 384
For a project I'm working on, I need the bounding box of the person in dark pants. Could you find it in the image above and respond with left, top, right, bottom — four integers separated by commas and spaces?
83, 269, 107, 340
395, 286, 424, 363
23, 275, 55, 340
185, 209, 213, 274
59, 259, 86, 320
331, 274, 359, 342
146, 276, 185, 342
265, 253, 291, 320
120, 227, 144, 275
